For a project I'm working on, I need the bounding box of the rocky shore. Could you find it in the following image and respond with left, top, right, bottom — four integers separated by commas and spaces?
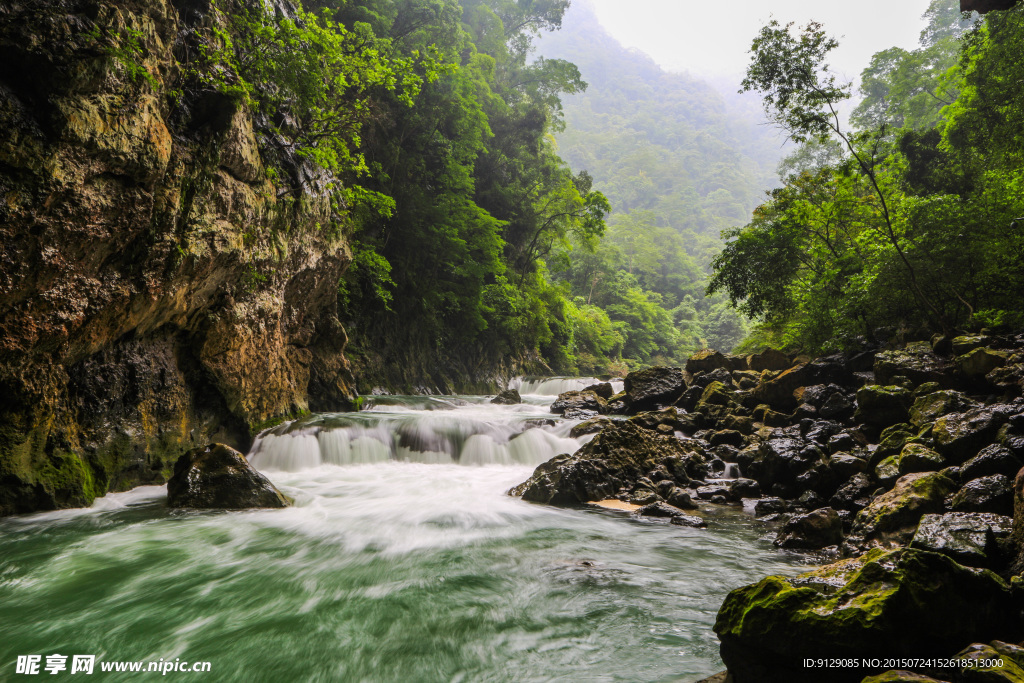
511, 336, 1024, 682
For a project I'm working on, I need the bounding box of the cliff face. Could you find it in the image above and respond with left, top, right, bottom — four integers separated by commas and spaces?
0, 0, 358, 515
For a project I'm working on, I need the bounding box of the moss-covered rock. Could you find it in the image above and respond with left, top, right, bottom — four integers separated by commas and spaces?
508, 420, 704, 505
909, 390, 979, 429
910, 512, 1012, 568
956, 347, 1010, 379
897, 443, 947, 475
874, 349, 950, 386
955, 641, 1024, 682
934, 406, 1015, 464
622, 366, 686, 411
845, 472, 956, 554
855, 385, 912, 431
715, 548, 1020, 683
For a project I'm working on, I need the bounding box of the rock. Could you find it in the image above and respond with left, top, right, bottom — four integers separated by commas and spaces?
933, 405, 1014, 464
1013, 467, 1024, 574
854, 385, 911, 431
910, 512, 1012, 567
755, 497, 789, 516
509, 420, 704, 505
569, 417, 614, 438
844, 472, 956, 554
774, 508, 843, 549
686, 349, 731, 374
875, 456, 902, 488
670, 513, 709, 528
714, 548, 1018, 683
960, 445, 1022, 481
167, 444, 290, 509
628, 407, 685, 433
633, 501, 694, 520
829, 473, 875, 512
860, 672, 948, 683
951, 474, 1014, 515
752, 357, 850, 410
874, 348, 950, 386
908, 390, 979, 429
666, 487, 697, 509
490, 388, 522, 405
956, 641, 1024, 682
819, 392, 855, 419
623, 366, 686, 411
748, 349, 791, 372
952, 335, 993, 355
697, 484, 731, 500
710, 429, 745, 447
582, 382, 615, 399
896, 443, 946, 475
956, 347, 1009, 378
550, 390, 607, 416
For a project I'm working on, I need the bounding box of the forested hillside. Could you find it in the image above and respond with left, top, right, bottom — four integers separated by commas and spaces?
710, 0, 1024, 351
536, 2, 786, 368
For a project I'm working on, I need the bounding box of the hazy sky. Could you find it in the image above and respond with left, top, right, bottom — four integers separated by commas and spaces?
586, 0, 933, 85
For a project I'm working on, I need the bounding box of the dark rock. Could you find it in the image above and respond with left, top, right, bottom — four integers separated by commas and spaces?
819, 392, 855, 419
951, 474, 1013, 515
710, 494, 728, 505
829, 474, 877, 513
748, 349, 792, 372
774, 508, 843, 549
582, 382, 615, 399
956, 347, 1009, 378
715, 548, 1018, 683
490, 388, 522, 405
896, 443, 947, 475
827, 432, 857, 454
633, 501, 693, 519
961, 445, 1022, 481
805, 420, 841, 445
509, 421, 704, 505
710, 429, 745, 447
844, 472, 956, 554
796, 490, 825, 510
952, 335, 993, 355
933, 405, 1014, 463
628, 407, 684, 433
855, 385, 911, 431
551, 389, 607, 416
670, 513, 708, 528
874, 348, 950, 386
755, 497, 789, 516
563, 407, 598, 420
167, 444, 290, 509
623, 366, 686, 411
569, 417, 614, 438
666, 487, 697, 509
910, 512, 1012, 567
955, 641, 1024, 682
730, 478, 762, 500
686, 349, 731, 374
697, 484, 731, 500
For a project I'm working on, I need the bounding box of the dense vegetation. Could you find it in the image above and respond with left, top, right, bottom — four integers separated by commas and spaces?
709, 0, 1024, 352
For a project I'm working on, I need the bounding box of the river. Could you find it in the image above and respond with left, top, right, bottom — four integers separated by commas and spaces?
0, 381, 813, 682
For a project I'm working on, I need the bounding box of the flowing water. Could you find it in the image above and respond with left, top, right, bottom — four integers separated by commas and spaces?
0, 387, 813, 682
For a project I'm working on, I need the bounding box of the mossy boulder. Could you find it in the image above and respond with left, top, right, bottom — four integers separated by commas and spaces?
748, 349, 791, 372
956, 347, 1009, 378
855, 385, 912, 431
845, 472, 956, 554
952, 335, 993, 355
934, 406, 1015, 464
167, 444, 290, 509
860, 672, 946, 683
874, 349, 949, 386
896, 443, 946, 475
910, 512, 1012, 567
955, 641, 1024, 682
715, 548, 1019, 683
508, 420, 704, 505
908, 390, 979, 429
550, 389, 607, 417
774, 507, 843, 549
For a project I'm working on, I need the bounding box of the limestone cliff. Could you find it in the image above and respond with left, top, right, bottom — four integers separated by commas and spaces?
0, 0, 358, 515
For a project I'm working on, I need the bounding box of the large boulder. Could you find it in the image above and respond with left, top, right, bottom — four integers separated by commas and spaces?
748, 349, 791, 372
844, 472, 956, 554
490, 388, 522, 405
951, 474, 1014, 515
957, 347, 1009, 379
774, 508, 843, 549
686, 349, 731, 374
167, 444, 291, 509
908, 390, 979, 429
961, 445, 1022, 481
955, 641, 1024, 682
622, 366, 686, 411
508, 420, 704, 505
933, 405, 1015, 464
874, 348, 950, 386
550, 390, 607, 418
752, 355, 850, 410
714, 548, 1019, 683
910, 512, 1013, 567
855, 385, 912, 431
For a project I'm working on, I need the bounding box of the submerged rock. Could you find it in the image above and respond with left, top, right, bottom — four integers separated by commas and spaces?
715, 548, 1019, 683
167, 444, 290, 509
508, 420, 704, 505
633, 501, 707, 528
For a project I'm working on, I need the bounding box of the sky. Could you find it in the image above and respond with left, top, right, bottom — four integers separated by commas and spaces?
585, 0, 934, 86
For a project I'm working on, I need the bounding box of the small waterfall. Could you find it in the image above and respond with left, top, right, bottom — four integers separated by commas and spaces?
513, 377, 624, 396
247, 404, 583, 472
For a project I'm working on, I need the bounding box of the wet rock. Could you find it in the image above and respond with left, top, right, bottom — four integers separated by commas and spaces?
752, 356, 850, 410
550, 390, 607, 416
875, 455, 902, 488
955, 641, 1024, 682
696, 483, 731, 500
1013, 467, 1024, 574
827, 432, 857, 454
686, 349, 731, 374
509, 421, 704, 505
748, 349, 791, 372
819, 392, 855, 419
861, 672, 949, 682
167, 444, 290, 509
628, 407, 685, 433
623, 366, 686, 411
910, 512, 1012, 567
874, 348, 950, 386
633, 501, 693, 519
960, 445, 1022, 481
896, 443, 947, 475
755, 497, 789, 516
854, 385, 911, 431
952, 335, 993, 355
956, 347, 1009, 378
774, 507, 843, 549
844, 472, 956, 554
582, 382, 615, 399
908, 389, 979, 429
710, 429, 745, 447
670, 513, 708, 528
796, 490, 825, 510
951, 474, 1013, 515
933, 405, 1014, 464
627, 487, 660, 505
569, 417, 614, 438
715, 548, 1017, 683
490, 388, 522, 405
666, 487, 697, 509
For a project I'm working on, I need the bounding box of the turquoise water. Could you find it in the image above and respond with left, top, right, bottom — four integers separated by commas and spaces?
0, 399, 812, 682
